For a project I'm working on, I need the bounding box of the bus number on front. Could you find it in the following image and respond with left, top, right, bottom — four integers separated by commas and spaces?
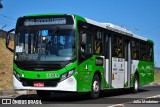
46, 73, 58, 78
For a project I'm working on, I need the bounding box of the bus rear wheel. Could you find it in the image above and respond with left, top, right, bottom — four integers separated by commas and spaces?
133, 74, 139, 93
88, 74, 101, 99
37, 90, 51, 100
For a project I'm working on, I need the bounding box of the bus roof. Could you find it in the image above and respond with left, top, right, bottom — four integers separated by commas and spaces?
77, 15, 153, 43
25, 13, 66, 17
21, 13, 153, 43
81, 17, 149, 42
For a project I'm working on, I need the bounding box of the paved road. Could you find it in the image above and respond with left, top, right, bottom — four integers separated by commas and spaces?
1, 85, 160, 107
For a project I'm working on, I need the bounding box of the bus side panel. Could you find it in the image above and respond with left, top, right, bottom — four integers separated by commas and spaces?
131, 60, 154, 87
76, 55, 105, 92
138, 61, 154, 86
76, 57, 94, 92
145, 62, 154, 84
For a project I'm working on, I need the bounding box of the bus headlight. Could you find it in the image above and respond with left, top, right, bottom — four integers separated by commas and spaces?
60, 70, 75, 82
13, 70, 21, 81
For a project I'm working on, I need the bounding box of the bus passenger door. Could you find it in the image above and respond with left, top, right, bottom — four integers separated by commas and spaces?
103, 33, 110, 88
124, 40, 131, 87
111, 35, 125, 88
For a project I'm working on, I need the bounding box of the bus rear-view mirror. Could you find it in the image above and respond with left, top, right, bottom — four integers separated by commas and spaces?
6, 29, 15, 52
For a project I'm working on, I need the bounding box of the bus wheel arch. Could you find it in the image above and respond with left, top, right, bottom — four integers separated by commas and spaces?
94, 71, 102, 88
89, 71, 101, 99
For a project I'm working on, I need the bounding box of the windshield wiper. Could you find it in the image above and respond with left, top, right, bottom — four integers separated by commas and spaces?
46, 26, 59, 49
51, 27, 59, 39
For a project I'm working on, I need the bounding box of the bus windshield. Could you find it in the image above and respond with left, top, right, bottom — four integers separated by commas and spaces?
15, 28, 76, 61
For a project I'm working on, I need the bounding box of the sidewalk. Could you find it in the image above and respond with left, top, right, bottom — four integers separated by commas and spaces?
0, 90, 17, 96
149, 82, 160, 86
0, 90, 36, 96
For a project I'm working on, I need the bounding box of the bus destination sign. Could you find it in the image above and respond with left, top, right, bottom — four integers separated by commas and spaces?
24, 18, 66, 26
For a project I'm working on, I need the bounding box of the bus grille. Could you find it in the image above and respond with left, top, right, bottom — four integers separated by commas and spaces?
14, 61, 63, 71
19, 64, 62, 71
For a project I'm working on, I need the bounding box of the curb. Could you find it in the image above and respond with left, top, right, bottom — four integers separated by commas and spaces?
0, 90, 36, 96
149, 82, 160, 86
0, 90, 17, 96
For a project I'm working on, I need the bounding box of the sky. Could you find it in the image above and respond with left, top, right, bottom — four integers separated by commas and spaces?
0, 0, 160, 67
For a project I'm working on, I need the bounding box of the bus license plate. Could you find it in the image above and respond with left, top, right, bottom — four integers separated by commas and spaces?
33, 82, 44, 87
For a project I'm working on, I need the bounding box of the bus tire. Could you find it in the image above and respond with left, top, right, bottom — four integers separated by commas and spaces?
133, 74, 139, 93
37, 90, 51, 100
90, 74, 101, 99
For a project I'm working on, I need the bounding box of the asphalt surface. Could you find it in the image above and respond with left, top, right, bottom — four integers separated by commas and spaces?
0, 85, 160, 107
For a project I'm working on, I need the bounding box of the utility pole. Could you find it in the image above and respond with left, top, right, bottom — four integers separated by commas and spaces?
0, 0, 3, 9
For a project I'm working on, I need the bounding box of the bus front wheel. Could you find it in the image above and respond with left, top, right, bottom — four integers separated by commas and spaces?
88, 74, 101, 99
37, 90, 51, 100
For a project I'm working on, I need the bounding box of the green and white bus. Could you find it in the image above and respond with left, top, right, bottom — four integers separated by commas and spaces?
6, 14, 154, 99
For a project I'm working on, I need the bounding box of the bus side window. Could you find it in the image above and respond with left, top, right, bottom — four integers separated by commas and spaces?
80, 31, 93, 54
104, 33, 109, 58
131, 40, 140, 60
94, 30, 103, 54
140, 42, 147, 61
147, 44, 153, 61
112, 35, 123, 58
80, 32, 86, 53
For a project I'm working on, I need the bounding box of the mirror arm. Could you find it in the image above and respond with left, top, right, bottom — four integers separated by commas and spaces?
8, 29, 15, 33
6, 29, 15, 53
6, 47, 14, 52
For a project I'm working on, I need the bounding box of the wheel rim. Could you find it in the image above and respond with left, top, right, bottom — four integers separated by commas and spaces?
93, 80, 99, 93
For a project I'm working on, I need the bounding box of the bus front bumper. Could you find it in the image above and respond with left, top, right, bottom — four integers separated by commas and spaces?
13, 75, 77, 92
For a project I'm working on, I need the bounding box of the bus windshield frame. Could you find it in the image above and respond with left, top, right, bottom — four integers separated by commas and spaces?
14, 16, 76, 62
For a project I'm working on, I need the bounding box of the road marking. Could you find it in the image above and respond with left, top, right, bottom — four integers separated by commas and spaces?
108, 104, 124, 107
147, 95, 160, 98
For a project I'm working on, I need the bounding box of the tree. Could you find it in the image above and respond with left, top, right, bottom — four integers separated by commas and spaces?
0, 0, 3, 9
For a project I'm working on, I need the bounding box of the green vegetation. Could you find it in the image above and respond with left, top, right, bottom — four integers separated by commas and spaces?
0, 38, 13, 89
154, 72, 160, 83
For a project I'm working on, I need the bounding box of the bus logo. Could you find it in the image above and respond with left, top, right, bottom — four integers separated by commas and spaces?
2, 99, 11, 104
35, 68, 44, 71
37, 74, 40, 78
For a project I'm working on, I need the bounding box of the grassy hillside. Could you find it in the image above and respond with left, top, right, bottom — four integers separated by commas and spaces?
155, 71, 160, 83
0, 38, 13, 89
0, 37, 159, 89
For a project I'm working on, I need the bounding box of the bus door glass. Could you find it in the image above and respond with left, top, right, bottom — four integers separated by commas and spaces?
111, 35, 125, 88
124, 39, 131, 87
